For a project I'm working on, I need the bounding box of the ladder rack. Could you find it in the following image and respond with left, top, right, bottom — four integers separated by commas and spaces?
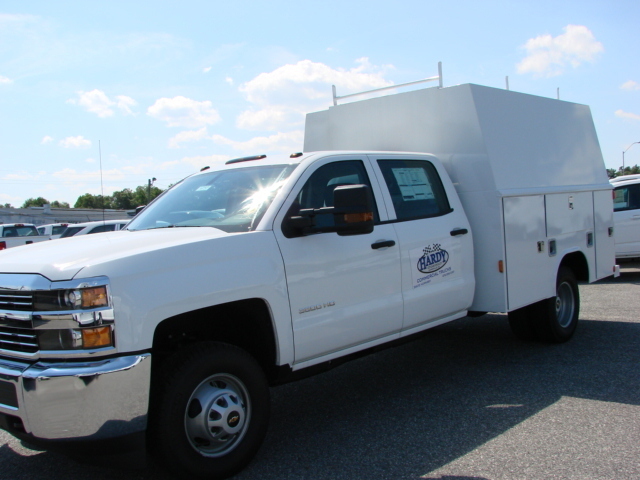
332, 62, 442, 106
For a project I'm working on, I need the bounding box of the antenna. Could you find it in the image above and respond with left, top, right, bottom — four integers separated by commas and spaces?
99, 140, 105, 222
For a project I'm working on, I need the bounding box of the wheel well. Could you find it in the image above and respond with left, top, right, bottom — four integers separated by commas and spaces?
152, 298, 278, 381
560, 251, 589, 282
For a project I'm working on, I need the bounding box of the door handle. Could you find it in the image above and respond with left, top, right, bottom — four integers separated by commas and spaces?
450, 228, 468, 236
371, 240, 396, 249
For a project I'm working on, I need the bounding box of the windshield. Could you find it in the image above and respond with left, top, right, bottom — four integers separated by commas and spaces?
127, 164, 297, 233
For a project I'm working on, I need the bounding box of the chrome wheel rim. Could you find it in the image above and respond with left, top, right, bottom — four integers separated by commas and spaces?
184, 373, 250, 457
555, 281, 575, 328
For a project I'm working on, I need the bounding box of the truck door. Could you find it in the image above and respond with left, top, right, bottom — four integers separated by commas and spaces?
370, 156, 475, 332
274, 155, 403, 366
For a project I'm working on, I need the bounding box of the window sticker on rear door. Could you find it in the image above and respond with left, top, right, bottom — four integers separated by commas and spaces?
392, 168, 435, 201
410, 238, 459, 288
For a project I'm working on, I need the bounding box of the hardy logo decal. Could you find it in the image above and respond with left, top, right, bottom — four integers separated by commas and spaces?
417, 244, 449, 274
410, 240, 459, 289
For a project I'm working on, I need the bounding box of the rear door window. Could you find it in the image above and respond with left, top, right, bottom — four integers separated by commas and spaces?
377, 159, 451, 221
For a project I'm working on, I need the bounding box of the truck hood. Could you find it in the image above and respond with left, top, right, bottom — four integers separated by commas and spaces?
0, 228, 230, 281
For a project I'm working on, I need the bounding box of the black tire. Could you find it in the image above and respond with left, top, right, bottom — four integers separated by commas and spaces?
508, 266, 580, 343
534, 266, 580, 343
149, 342, 270, 479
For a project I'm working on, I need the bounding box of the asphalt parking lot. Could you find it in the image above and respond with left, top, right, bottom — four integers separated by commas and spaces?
1, 262, 639, 480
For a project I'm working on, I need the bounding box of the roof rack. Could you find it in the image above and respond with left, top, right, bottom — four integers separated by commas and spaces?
332, 62, 443, 106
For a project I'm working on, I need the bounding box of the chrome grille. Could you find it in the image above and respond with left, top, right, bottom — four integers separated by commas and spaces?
0, 325, 38, 354
0, 291, 34, 312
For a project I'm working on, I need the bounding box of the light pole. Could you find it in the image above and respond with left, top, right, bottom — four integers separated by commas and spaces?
147, 177, 156, 203
622, 142, 640, 172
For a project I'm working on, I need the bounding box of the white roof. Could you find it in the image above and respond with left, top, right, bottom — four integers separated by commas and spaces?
610, 174, 640, 185
304, 83, 610, 193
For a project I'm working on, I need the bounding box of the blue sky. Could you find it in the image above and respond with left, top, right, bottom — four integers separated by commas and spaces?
1, 0, 639, 207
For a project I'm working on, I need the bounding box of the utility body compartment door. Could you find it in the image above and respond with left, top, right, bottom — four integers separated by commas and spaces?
503, 195, 551, 310
503, 192, 596, 310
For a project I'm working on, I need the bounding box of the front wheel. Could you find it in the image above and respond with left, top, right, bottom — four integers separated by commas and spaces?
150, 342, 270, 479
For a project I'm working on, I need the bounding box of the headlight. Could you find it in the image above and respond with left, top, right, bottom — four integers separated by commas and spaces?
32, 280, 115, 352
34, 285, 109, 311
63, 286, 108, 309
38, 326, 113, 350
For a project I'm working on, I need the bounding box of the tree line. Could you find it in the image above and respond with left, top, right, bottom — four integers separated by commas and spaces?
607, 164, 640, 178
10, 184, 164, 210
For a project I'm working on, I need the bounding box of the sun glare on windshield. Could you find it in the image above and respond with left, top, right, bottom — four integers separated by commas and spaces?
127, 165, 297, 233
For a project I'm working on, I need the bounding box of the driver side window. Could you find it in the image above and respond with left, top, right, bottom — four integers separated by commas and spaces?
287, 160, 378, 231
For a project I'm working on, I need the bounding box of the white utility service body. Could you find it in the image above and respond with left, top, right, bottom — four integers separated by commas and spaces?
0, 83, 617, 479
305, 83, 617, 312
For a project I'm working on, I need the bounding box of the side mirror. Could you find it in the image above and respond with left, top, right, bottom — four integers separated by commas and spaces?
333, 185, 374, 236
283, 184, 375, 238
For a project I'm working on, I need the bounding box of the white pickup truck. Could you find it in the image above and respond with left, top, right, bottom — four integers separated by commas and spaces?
0, 83, 617, 479
0, 223, 48, 250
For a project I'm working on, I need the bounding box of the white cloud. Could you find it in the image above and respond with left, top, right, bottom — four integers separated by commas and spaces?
59, 135, 92, 148
168, 127, 210, 148
116, 95, 137, 115
236, 108, 288, 131
615, 110, 640, 121
237, 58, 394, 131
203, 67, 212, 73
41, 135, 54, 144
68, 89, 115, 117
225, 77, 234, 85
147, 96, 221, 128
0, 192, 20, 206
68, 90, 137, 117
2, 172, 32, 180
0, 75, 11, 84
517, 25, 604, 77
212, 130, 303, 154
621, 80, 640, 91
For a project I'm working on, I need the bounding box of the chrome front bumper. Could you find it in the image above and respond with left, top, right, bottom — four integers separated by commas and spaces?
0, 353, 151, 440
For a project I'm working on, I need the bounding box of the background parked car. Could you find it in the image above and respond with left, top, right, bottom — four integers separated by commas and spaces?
611, 175, 640, 259
37, 223, 69, 239
0, 223, 48, 249
59, 219, 129, 238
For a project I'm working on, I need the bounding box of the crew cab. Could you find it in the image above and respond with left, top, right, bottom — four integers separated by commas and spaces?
0, 83, 617, 479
